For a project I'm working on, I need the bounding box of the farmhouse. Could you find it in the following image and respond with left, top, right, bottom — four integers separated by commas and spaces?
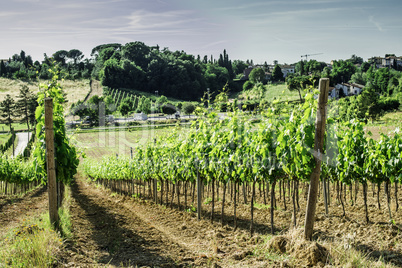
331, 82, 364, 99
280, 65, 295, 78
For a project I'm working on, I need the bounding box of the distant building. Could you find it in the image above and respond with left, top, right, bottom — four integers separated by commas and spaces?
368, 55, 402, 69
280, 65, 295, 78
332, 83, 364, 98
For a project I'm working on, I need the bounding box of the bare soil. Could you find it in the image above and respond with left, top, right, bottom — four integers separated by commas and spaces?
0, 186, 48, 236
2, 177, 402, 267
58, 176, 402, 267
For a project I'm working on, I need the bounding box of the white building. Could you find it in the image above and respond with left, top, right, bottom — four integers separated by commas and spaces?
333, 83, 364, 98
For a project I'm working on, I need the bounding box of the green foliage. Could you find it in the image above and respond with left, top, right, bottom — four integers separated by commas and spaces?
0, 154, 39, 183
182, 102, 195, 115
249, 68, 266, 84
138, 96, 151, 114
0, 94, 16, 132
271, 65, 284, 82
330, 60, 357, 85
232, 60, 248, 75
0, 132, 15, 153
285, 75, 312, 102
346, 54, 363, 65
243, 80, 254, 91
161, 103, 177, 115
15, 85, 38, 132
33, 65, 79, 184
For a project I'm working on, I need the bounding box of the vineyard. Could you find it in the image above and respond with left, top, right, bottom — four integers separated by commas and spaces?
83, 91, 402, 226
1, 79, 402, 266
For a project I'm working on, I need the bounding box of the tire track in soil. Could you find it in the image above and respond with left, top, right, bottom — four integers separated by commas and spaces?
60, 178, 198, 267
0, 186, 47, 236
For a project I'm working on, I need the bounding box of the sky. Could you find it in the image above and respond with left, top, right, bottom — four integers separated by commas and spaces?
1, 0, 402, 65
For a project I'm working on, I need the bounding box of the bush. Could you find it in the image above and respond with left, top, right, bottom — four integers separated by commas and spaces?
127, 121, 141, 127
377, 97, 400, 112
182, 102, 196, 116
161, 103, 177, 115
243, 80, 254, 91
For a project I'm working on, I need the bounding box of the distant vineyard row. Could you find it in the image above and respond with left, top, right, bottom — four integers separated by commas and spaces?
83, 92, 402, 229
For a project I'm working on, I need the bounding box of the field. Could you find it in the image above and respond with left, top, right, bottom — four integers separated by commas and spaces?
0, 77, 90, 104
71, 126, 183, 159
237, 82, 300, 103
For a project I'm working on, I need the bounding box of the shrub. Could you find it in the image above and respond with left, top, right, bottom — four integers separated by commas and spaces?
243, 80, 254, 91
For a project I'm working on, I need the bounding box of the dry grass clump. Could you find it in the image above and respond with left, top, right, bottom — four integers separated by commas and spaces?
265, 227, 398, 267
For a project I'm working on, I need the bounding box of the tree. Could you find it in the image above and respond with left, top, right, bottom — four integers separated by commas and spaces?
271, 64, 284, 82
286, 75, 312, 102
347, 54, 363, 65
349, 71, 367, 85
0, 60, 6, 77
361, 62, 370, 72
118, 96, 134, 117
232, 60, 248, 75
16, 85, 37, 132
139, 97, 151, 114
119, 101, 131, 117
248, 68, 266, 84
161, 103, 177, 116
182, 102, 195, 117
53, 50, 68, 66
330, 60, 357, 85
156, 95, 168, 108
122, 41, 150, 69
67, 49, 84, 65
0, 94, 16, 132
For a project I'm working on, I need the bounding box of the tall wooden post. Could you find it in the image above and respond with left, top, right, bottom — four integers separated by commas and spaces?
197, 162, 202, 220
45, 98, 59, 228
304, 78, 329, 240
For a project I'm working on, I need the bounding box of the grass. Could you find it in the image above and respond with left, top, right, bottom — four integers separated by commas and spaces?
0, 213, 63, 267
264, 82, 300, 102
0, 133, 11, 144
236, 82, 300, 103
364, 110, 402, 140
2, 134, 18, 157
0, 185, 72, 267
255, 228, 399, 267
0, 77, 90, 103
0, 122, 29, 132
72, 125, 186, 160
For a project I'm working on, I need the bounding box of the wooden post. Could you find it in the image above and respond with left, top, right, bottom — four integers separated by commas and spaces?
12, 128, 14, 157
304, 78, 329, 240
45, 98, 59, 228
197, 163, 202, 220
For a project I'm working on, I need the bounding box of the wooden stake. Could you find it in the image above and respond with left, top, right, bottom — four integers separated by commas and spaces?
304, 78, 329, 240
45, 98, 59, 228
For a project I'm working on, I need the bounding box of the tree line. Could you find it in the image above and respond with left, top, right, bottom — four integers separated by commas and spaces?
1, 43, 250, 101
0, 86, 38, 132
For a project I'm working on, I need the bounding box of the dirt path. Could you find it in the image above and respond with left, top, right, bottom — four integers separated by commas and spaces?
13, 132, 30, 157
59, 178, 200, 267
83, 80, 103, 102
0, 186, 47, 236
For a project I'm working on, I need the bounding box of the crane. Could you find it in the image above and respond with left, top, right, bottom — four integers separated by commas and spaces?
301, 53, 323, 61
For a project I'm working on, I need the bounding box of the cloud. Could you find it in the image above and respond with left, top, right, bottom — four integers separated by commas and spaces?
369, 16, 384, 32
116, 9, 208, 36
0, 11, 23, 17
269, 7, 345, 17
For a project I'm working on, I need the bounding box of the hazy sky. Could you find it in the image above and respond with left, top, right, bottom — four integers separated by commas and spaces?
1, 0, 401, 64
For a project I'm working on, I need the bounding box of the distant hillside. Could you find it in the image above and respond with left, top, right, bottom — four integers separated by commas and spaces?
0, 78, 91, 104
